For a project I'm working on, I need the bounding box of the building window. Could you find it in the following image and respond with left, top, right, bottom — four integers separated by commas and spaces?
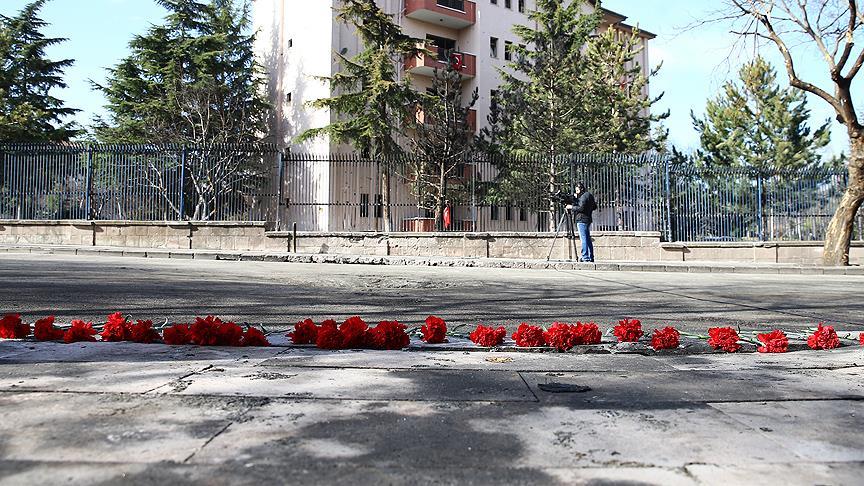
519, 203, 527, 221
504, 41, 513, 61
490, 37, 498, 58
491, 0, 497, 4
505, 204, 513, 221
491, 205, 499, 221
360, 193, 370, 218
538, 212, 548, 231
518, 0, 525, 13
505, 0, 512, 8
437, 0, 465, 10
375, 194, 383, 218
427, 34, 456, 61
490, 89, 498, 111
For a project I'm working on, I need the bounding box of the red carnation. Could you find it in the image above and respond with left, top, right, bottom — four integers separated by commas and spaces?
288, 319, 318, 345
573, 322, 602, 345
544, 323, 575, 352
0, 314, 31, 339
757, 330, 788, 353
162, 324, 192, 345
190, 316, 222, 346
216, 321, 244, 347
469, 324, 507, 347
129, 320, 160, 344
860, 332, 864, 346
100, 312, 131, 342
34, 316, 64, 341
512, 323, 545, 347
807, 323, 840, 350
421, 315, 448, 344
708, 327, 741, 353
64, 320, 97, 344
316, 324, 344, 350
339, 316, 368, 349
651, 326, 680, 350
366, 321, 410, 350
613, 319, 643, 343
241, 327, 271, 347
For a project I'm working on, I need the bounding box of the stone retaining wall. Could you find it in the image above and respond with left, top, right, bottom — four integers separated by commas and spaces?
0, 220, 862, 264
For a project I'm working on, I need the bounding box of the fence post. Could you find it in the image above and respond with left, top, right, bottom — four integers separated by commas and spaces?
756, 172, 765, 241
663, 157, 674, 242
178, 146, 187, 221
277, 150, 285, 231
85, 145, 94, 220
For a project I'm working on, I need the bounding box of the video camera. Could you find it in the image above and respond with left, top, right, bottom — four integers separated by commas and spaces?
550, 190, 578, 206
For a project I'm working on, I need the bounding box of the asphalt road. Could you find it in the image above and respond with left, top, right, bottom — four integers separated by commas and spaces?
1, 253, 862, 332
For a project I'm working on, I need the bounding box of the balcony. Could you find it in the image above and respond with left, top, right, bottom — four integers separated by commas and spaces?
415, 108, 477, 133
405, 50, 476, 78
405, 0, 476, 30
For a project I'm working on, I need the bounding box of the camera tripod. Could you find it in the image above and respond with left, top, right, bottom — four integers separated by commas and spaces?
546, 205, 580, 262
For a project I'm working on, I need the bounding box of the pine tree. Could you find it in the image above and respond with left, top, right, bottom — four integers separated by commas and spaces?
0, 0, 79, 142
94, 0, 268, 145
692, 57, 831, 171
93, 0, 270, 220
409, 62, 478, 230
297, 0, 425, 232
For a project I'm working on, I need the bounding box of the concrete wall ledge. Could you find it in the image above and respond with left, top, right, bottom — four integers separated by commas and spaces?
266, 231, 663, 239
0, 219, 269, 228
661, 241, 864, 249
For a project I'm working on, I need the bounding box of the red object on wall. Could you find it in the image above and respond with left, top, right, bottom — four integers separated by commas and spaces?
443, 205, 452, 229
450, 52, 463, 71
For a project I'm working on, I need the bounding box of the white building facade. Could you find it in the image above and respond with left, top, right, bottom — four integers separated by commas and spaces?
252, 0, 655, 231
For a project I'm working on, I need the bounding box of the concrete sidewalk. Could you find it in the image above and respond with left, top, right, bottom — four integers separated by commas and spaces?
3, 243, 863, 275
0, 340, 862, 485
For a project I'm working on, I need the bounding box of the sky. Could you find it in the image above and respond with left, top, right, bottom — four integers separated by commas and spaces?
1, 0, 852, 155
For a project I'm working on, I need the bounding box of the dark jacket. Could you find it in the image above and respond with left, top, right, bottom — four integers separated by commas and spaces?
573, 192, 597, 224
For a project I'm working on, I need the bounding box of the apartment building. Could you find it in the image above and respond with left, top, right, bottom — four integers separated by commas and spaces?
253, 0, 655, 231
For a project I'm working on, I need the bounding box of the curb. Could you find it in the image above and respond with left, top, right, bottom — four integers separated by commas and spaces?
2, 244, 864, 275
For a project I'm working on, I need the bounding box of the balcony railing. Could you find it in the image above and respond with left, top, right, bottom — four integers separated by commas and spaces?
405, 0, 476, 30
405, 49, 476, 78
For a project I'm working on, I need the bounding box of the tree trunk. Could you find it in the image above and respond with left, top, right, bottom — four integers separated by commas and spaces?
822, 135, 864, 266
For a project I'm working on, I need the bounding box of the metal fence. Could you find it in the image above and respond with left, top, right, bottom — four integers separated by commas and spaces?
1, 144, 859, 242
0, 144, 280, 222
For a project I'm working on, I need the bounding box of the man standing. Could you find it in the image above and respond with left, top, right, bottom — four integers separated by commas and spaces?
572, 182, 597, 262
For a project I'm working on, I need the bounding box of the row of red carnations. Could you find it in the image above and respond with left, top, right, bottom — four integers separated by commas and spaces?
0, 313, 270, 347
290, 316, 863, 353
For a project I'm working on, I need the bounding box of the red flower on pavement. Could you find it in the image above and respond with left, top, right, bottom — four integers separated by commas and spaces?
100, 312, 131, 342
64, 320, 97, 343
470, 324, 507, 347
241, 327, 271, 347
807, 323, 840, 350
708, 327, 741, 353
316, 324, 344, 350
757, 330, 789, 353
544, 323, 576, 352
366, 321, 410, 350
162, 324, 192, 345
0, 314, 31, 339
613, 319, 643, 343
651, 327, 680, 350
216, 321, 244, 347
513, 323, 545, 347
340, 316, 368, 349
421, 315, 448, 344
573, 322, 602, 345
190, 316, 222, 346
129, 320, 160, 344
34, 316, 64, 341
288, 319, 318, 345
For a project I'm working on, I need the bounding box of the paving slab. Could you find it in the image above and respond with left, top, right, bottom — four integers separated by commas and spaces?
663, 346, 864, 371
191, 399, 797, 470
172, 366, 536, 401
709, 400, 864, 462
259, 348, 674, 372
685, 462, 864, 486
0, 341, 285, 364
0, 392, 254, 464
520, 368, 864, 406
